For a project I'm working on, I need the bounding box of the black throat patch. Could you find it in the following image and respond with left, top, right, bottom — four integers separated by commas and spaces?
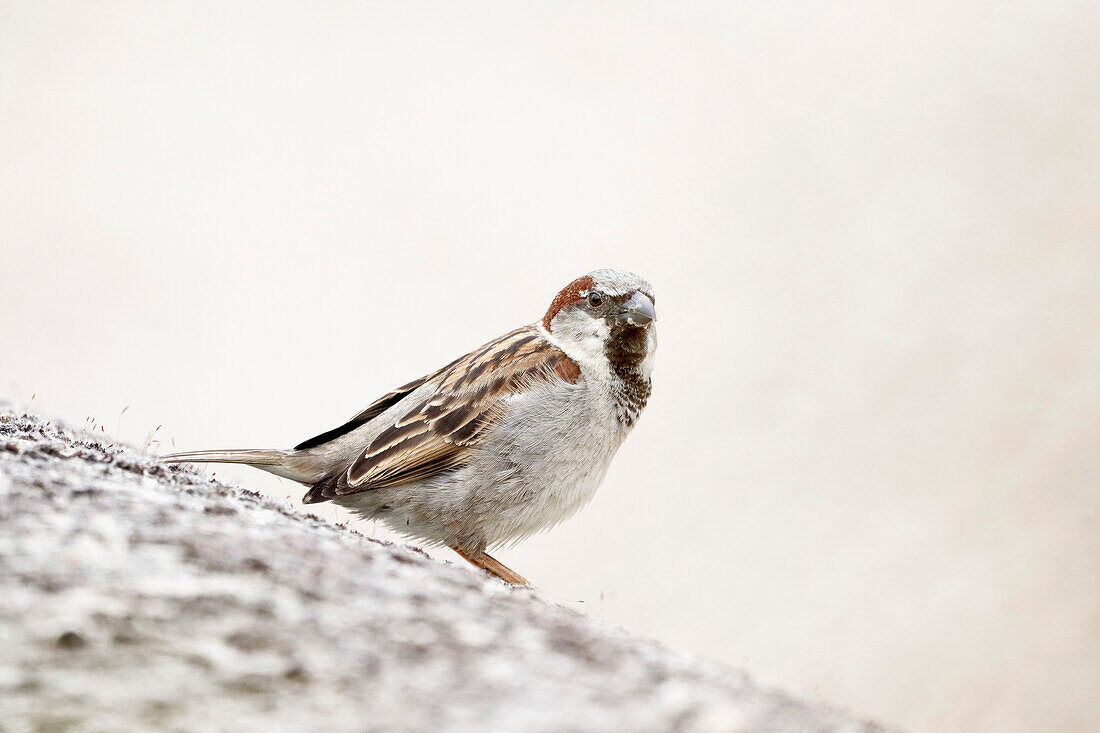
605, 325, 652, 427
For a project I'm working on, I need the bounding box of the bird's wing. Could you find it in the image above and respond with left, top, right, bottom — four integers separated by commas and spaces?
303, 326, 580, 503
293, 376, 431, 451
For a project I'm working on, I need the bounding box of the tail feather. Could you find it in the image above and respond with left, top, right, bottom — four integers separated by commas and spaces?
162, 449, 285, 466
161, 448, 323, 484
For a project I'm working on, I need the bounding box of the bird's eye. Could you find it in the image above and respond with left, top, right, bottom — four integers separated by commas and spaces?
586, 291, 603, 307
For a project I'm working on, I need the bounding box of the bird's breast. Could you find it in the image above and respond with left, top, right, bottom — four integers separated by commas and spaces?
460, 377, 628, 545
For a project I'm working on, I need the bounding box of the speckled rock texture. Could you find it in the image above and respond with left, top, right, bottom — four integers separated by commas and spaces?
0, 404, 893, 733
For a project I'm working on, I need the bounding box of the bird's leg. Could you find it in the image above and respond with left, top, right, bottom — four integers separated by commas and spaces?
453, 547, 530, 587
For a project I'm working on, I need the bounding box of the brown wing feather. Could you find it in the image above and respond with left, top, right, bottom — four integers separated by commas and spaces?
334, 326, 578, 495
293, 376, 429, 451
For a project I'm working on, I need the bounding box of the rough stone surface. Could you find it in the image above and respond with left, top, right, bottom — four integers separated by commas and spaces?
0, 404, 894, 733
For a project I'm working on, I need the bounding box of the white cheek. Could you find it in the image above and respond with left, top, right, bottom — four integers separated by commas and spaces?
576, 321, 609, 362
543, 311, 611, 375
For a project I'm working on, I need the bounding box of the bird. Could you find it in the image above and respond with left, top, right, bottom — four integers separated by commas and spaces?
162, 269, 657, 586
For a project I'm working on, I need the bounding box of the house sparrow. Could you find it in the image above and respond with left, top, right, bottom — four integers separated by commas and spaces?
163, 269, 656, 585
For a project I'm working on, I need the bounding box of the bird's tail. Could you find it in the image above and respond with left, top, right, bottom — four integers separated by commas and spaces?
162, 448, 320, 484
163, 448, 284, 466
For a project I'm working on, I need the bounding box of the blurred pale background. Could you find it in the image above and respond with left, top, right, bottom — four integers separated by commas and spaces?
2, 2, 1097, 731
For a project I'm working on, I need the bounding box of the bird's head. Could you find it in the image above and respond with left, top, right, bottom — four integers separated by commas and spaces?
541, 269, 657, 377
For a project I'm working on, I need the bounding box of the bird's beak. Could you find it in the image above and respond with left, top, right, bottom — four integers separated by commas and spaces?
611, 291, 656, 327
